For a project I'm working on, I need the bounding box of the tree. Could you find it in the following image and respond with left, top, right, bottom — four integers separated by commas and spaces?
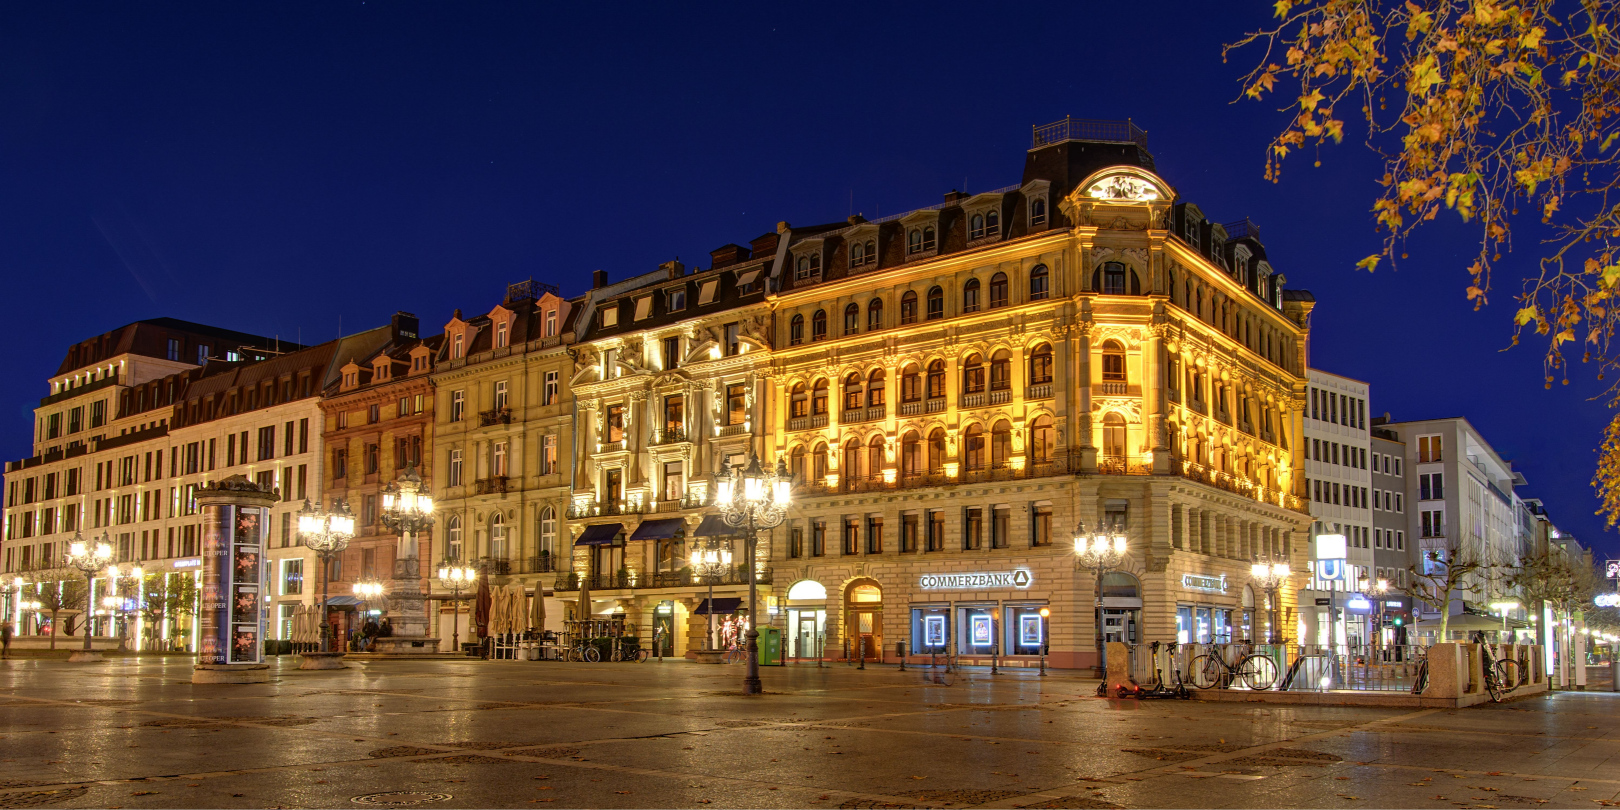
134, 573, 199, 650
1405, 539, 1489, 640
33, 577, 85, 651
1510, 548, 1603, 668
1226, 2, 1620, 517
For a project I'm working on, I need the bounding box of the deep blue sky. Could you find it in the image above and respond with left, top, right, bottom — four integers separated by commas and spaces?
2, 2, 1614, 560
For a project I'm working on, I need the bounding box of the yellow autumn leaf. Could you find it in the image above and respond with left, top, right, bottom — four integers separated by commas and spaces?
1356, 255, 1381, 272
1514, 305, 1539, 326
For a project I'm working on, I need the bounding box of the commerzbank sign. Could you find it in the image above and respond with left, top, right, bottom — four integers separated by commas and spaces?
918, 569, 1033, 591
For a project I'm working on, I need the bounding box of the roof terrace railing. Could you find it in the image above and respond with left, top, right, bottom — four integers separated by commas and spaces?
1031, 117, 1149, 151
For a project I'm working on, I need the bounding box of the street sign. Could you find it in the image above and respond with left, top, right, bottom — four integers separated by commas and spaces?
1315, 598, 1331, 606
1606, 559, 1619, 579
1318, 558, 1347, 581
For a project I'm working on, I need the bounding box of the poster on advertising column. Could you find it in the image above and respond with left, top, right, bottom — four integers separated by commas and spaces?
230, 507, 264, 664
198, 506, 232, 665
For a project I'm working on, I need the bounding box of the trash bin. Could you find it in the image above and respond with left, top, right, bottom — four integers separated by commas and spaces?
757, 626, 783, 666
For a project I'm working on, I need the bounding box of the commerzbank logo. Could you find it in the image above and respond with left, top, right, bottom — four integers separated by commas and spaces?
918, 569, 1034, 590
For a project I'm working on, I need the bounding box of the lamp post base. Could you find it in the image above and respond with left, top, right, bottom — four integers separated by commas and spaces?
743, 676, 762, 695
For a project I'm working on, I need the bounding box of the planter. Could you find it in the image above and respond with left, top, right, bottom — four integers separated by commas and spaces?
691, 648, 724, 664
298, 651, 348, 670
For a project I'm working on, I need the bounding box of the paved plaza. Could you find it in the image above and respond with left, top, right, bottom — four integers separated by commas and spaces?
1, 654, 1617, 809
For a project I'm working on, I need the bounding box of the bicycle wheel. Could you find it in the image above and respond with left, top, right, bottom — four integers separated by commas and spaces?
610, 647, 624, 662
1240, 654, 1279, 690
1188, 655, 1223, 689
1494, 659, 1519, 693
635, 649, 650, 663
583, 646, 600, 663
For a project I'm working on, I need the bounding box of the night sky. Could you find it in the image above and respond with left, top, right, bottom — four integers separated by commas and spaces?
2, 3, 1614, 560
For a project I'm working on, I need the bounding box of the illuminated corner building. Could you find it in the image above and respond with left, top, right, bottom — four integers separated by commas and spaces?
1, 318, 300, 650
1297, 368, 1373, 648
429, 280, 577, 651
316, 312, 441, 645
562, 250, 775, 658
768, 118, 1316, 670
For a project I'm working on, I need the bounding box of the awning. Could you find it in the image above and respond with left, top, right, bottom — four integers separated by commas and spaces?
735, 269, 762, 288
323, 595, 363, 606
694, 597, 743, 615
693, 514, 744, 537
629, 518, 687, 542
575, 523, 624, 546
1413, 613, 1518, 631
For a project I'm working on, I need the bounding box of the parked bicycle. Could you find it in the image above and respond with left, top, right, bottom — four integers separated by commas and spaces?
1474, 631, 1519, 703
610, 635, 650, 663
1189, 641, 1280, 690
567, 639, 601, 663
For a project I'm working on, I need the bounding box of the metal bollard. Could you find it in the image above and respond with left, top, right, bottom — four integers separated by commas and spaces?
897, 642, 907, 672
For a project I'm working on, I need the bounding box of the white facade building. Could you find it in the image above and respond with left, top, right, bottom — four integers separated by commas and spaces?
1300, 369, 1373, 647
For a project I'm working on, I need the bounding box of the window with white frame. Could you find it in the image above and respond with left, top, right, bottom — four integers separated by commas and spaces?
1029, 197, 1047, 227
543, 371, 559, 405
493, 380, 508, 411
539, 507, 557, 556
493, 441, 508, 477
496, 321, 509, 348
449, 449, 463, 487
541, 434, 558, 475
450, 390, 465, 422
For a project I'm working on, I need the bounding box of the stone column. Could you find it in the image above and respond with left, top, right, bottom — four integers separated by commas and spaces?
1077, 318, 1096, 473
1145, 321, 1169, 473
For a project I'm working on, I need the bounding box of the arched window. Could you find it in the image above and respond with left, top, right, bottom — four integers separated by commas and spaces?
797, 255, 811, 279
963, 278, 981, 313
985, 208, 999, 235
963, 353, 985, 393
926, 286, 945, 320
1030, 415, 1055, 464
1102, 412, 1127, 457
867, 368, 886, 408
489, 513, 507, 560
908, 229, 923, 254
849, 241, 865, 268
790, 446, 806, 483
812, 443, 828, 480
1029, 264, 1049, 301
790, 383, 809, 418
812, 379, 829, 415
812, 310, 827, 341
964, 423, 986, 470
989, 272, 1009, 308
901, 431, 921, 476
989, 349, 1011, 391
1101, 340, 1126, 382
1094, 262, 1128, 295
864, 240, 875, 263
926, 360, 946, 399
843, 438, 864, 484
1030, 197, 1047, 226
991, 419, 1012, 467
900, 291, 918, 324
446, 515, 463, 561
970, 214, 985, 240
789, 314, 804, 346
867, 298, 884, 331
927, 428, 947, 472
922, 226, 936, 250
843, 372, 863, 410
843, 303, 860, 335
868, 435, 885, 479
538, 507, 556, 556
1029, 343, 1054, 385
900, 364, 921, 402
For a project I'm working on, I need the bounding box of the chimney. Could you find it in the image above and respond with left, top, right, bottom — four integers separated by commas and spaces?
776, 221, 791, 234
708, 245, 750, 269
391, 311, 420, 341
661, 260, 687, 280
592, 269, 609, 289
847, 214, 867, 225
943, 189, 968, 205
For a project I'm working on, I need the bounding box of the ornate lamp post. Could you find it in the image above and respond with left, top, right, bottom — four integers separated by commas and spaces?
298, 500, 355, 653
380, 466, 435, 641
64, 533, 115, 661
712, 450, 790, 696
353, 580, 386, 612
1074, 520, 1128, 678
437, 563, 477, 653
1250, 558, 1292, 646
689, 538, 733, 653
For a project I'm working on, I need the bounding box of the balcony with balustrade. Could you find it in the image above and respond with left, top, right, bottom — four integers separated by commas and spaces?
649, 427, 689, 446
474, 476, 510, 495
478, 407, 512, 427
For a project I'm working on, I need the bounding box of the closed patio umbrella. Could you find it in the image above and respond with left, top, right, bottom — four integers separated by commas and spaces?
474, 572, 492, 639
529, 586, 546, 633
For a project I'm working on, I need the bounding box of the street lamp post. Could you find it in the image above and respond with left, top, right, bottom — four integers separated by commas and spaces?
1362, 576, 1389, 659
712, 450, 790, 696
64, 533, 115, 662
1039, 606, 1051, 676
1074, 520, 1128, 679
689, 537, 733, 654
437, 564, 477, 653
1249, 558, 1292, 646
380, 466, 435, 642
298, 500, 355, 653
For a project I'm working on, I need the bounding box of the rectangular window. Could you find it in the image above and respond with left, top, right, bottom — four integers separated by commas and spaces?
926, 510, 945, 552
1421, 509, 1444, 537
607, 405, 625, 442
492, 441, 508, 476
662, 461, 683, 501
167, 338, 180, 361
541, 435, 558, 475
297, 464, 307, 500
866, 517, 883, 554
811, 521, 825, 557
543, 371, 559, 405
1418, 435, 1442, 463
991, 507, 1010, 549
367, 404, 379, 424
282, 559, 303, 595
227, 433, 236, 467
450, 390, 465, 422
726, 384, 747, 426
663, 336, 681, 369
1396, 530, 1405, 550
284, 421, 295, 456
724, 323, 741, 356
1031, 504, 1052, 546
600, 306, 619, 328
257, 426, 275, 461
901, 513, 918, 553
449, 449, 463, 487
964, 507, 983, 550
842, 518, 859, 555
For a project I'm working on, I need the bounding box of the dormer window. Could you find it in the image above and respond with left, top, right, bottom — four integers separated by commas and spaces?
1030, 197, 1048, 227
1184, 217, 1198, 244
633, 296, 653, 321
600, 306, 619, 328
907, 227, 936, 255
453, 333, 465, 359
1211, 237, 1226, 268
667, 289, 687, 312
848, 239, 876, 269
969, 210, 1000, 240
796, 252, 822, 280
545, 309, 558, 336
495, 321, 509, 348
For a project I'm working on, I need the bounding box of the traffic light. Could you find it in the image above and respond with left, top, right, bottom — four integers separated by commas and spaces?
1392, 617, 1404, 626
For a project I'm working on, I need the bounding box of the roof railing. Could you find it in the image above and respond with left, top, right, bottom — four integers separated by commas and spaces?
1031, 117, 1149, 151
1223, 217, 1261, 241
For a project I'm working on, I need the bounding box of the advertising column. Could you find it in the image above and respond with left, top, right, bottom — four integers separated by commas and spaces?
194, 476, 278, 684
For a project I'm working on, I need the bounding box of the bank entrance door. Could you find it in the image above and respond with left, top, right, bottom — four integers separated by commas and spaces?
845, 580, 883, 662
853, 610, 882, 660
652, 601, 675, 656
794, 613, 823, 660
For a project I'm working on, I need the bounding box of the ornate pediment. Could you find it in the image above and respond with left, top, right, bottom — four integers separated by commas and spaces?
1087, 175, 1161, 202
